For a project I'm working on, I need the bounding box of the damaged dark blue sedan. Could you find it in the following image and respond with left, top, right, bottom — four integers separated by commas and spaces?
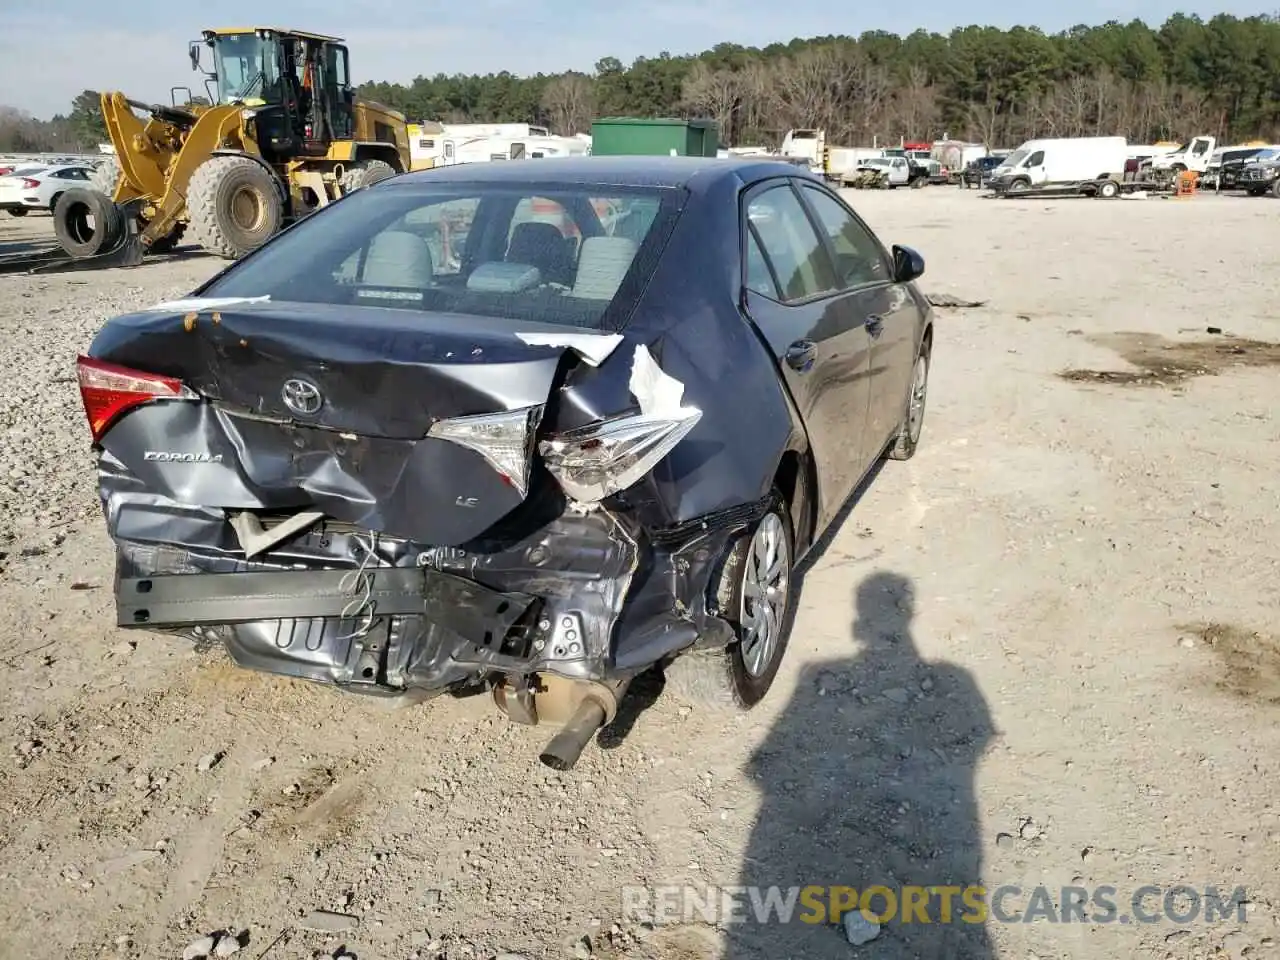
76, 156, 933, 768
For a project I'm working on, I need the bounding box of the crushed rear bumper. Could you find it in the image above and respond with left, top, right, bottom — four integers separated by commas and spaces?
108, 493, 755, 698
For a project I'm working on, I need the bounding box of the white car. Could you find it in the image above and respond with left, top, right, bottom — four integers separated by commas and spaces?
0, 163, 94, 216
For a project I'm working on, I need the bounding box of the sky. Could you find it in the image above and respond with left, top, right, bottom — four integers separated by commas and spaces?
1, 1, 1274, 119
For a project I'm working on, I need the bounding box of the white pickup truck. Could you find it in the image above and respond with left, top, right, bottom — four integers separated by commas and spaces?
854, 156, 911, 187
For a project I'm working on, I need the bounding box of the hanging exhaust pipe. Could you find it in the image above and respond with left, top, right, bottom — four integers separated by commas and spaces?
534, 676, 631, 771
539, 697, 608, 771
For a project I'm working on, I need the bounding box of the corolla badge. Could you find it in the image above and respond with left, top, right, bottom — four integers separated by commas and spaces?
281, 378, 323, 416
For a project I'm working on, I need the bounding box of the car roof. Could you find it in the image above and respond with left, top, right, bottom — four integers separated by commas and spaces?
395, 156, 819, 192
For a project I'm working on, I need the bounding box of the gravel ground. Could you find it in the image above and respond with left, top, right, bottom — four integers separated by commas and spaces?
1, 187, 1278, 960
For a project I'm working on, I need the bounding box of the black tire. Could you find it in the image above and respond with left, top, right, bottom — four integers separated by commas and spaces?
187, 155, 283, 259
6, 207, 27, 217
1007, 178, 1030, 193
340, 159, 397, 193
89, 158, 122, 200
52, 187, 124, 258
1271, 179, 1280, 199
887, 336, 931, 461
1097, 180, 1120, 199
663, 490, 798, 712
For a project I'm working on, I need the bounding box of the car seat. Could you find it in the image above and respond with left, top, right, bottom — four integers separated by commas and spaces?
568, 236, 638, 300
361, 230, 435, 288
506, 221, 575, 285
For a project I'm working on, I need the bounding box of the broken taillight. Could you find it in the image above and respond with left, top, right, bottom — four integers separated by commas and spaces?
75, 355, 198, 443
427, 405, 543, 497
539, 409, 702, 504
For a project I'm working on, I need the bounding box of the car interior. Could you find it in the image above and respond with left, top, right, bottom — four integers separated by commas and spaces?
323, 191, 660, 327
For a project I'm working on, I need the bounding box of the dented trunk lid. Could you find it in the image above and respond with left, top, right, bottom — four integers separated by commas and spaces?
87, 300, 624, 545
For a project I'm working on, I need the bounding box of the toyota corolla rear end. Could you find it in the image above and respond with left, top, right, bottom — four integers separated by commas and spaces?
76, 170, 748, 768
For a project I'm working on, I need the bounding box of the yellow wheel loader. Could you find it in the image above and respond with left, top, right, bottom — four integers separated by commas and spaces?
55, 27, 411, 262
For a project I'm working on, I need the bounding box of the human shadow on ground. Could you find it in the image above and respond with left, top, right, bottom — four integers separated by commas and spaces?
725, 570, 996, 959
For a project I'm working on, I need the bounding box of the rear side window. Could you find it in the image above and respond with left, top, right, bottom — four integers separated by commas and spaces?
744, 229, 778, 298
199, 182, 681, 331
745, 183, 837, 303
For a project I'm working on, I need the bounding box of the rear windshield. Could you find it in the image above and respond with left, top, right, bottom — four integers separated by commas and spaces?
199, 180, 681, 330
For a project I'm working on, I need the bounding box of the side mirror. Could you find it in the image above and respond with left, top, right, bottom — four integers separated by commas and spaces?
892, 244, 925, 283
189, 42, 201, 72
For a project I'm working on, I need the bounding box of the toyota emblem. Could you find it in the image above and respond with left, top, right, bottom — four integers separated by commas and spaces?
281, 378, 323, 416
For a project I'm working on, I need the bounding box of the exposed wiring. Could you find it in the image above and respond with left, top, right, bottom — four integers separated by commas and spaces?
334, 531, 379, 641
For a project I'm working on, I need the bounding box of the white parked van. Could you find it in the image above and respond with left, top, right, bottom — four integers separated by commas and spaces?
989, 137, 1128, 193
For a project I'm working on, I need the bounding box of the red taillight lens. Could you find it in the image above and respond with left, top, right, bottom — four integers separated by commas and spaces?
75, 355, 196, 443
20, 178, 40, 189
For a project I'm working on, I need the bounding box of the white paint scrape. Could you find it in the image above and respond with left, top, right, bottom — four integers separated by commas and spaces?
146, 295, 272, 312
514, 331, 624, 367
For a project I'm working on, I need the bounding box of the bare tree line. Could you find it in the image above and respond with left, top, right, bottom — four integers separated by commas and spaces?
677, 47, 1224, 147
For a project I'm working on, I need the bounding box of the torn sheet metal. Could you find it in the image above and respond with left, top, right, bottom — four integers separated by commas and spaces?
514, 331, 624, 367
628, 343, 691, 417
230, 510, 325, 559
146, 295, 272, 312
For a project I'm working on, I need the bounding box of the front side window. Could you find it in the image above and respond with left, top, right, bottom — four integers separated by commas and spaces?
198, 182, 681, 331
799, 186, 889, 289
1027, 150, 1045, 166
745, 183, 837, 303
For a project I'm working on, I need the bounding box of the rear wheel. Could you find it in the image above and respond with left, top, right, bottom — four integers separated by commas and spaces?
52, 187, 124, 258
340, 159, 397, 193
887, 337, 931, 461
1097, 180, 1120, 199
663, 491, 798, 711
187, 155, 283, 259
6, 207, 27, 217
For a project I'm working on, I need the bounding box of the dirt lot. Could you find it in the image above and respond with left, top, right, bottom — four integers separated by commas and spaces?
1, 186, 1278, 960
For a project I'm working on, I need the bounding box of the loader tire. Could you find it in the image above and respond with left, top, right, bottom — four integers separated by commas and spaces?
340, 159, 397, 193
53, 187, 124, 259
89, 158, 122, 200
187, 155, 283, 259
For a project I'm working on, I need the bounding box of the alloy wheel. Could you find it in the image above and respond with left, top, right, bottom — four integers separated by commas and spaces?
907, 354, 929, 444
739, 511, 791, 677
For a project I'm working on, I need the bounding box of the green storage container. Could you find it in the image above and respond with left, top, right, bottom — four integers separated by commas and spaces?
589, 118, 720, 157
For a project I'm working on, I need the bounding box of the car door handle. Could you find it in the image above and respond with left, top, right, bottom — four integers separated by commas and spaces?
784, 340, 816, 371
864, 314, 884, 337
